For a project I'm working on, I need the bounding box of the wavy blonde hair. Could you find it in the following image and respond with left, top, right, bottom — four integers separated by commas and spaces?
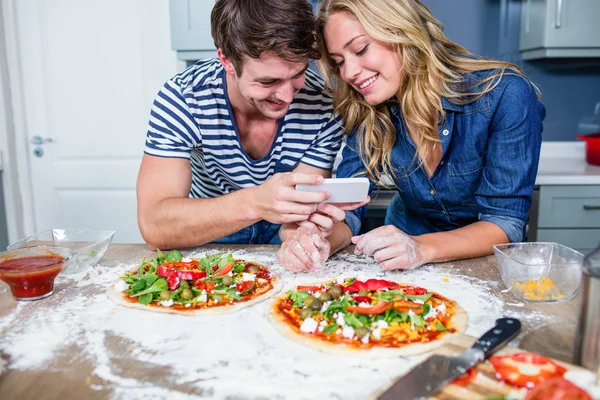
316, 0, 538, 183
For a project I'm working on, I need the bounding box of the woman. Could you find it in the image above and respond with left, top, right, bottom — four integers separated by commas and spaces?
277, 0, 545, 272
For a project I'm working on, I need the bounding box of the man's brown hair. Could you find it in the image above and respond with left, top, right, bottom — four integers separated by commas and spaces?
211, 0, 320, 75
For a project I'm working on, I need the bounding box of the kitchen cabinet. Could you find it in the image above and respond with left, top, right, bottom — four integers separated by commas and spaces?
519, 0, 600, 60
535, 185, 600, 255
169, 0, 217, 61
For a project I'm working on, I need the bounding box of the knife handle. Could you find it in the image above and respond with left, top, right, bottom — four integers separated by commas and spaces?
472, 317, 521, 359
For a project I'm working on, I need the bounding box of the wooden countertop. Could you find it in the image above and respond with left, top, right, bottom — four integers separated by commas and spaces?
0, 244, 579, 400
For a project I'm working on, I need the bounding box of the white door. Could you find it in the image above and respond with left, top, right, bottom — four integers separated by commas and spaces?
12, 0, 179, 243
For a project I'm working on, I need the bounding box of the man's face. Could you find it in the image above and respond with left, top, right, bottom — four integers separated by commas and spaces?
232, 53, 308, 120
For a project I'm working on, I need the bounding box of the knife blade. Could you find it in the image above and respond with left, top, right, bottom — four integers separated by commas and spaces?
378, 317, 521, 400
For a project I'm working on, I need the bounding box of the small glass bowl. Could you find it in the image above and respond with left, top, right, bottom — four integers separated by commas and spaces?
7, 229, 115, 275
493, 242, 585, 303
0, 246, 76, 300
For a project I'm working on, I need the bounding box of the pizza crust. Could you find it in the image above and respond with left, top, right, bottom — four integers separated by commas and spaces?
268, 282, 468, 358
107, 272, 282, 316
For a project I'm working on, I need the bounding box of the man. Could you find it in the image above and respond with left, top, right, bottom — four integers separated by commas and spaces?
137, 0, 350, 249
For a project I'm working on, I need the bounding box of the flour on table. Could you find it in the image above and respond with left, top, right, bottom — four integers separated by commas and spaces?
0, 249, 529, 399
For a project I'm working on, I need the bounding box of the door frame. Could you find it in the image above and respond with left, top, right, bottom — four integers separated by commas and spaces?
1, 0, 37, 243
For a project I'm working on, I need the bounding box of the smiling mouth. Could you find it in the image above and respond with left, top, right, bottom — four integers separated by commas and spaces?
358, 74, 379, 89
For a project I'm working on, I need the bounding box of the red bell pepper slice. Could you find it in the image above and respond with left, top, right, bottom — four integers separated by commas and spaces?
160, 261, 199, 269
346, 300, 391, 315
205, 282, 215, 293
236, 281, 255, 295
214, 262, 233, 277
490, 352, 567, 388
194, 279, 206, 290
452, 368, 476, 386
352, 295, 372, 303
402, 286, 428, 295
343, 279, 399, 293
524, 377, 592, 400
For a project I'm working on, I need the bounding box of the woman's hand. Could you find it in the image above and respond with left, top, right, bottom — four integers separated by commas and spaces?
352, 225, 426, 270
277, 226, 331, 272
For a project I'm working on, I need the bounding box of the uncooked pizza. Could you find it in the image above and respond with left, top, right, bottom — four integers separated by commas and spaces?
108, 250, 281, 315
269, 278, 467, 357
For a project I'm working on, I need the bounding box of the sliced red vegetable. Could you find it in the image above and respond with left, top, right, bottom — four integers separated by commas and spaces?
157, 265, 205, 281
236, 281, 255, 295
214, 262, 233, 277
166, 274, 180, 291
206, 282, 215, 293
524, 377, 592, 400
490, 353, 567, 388
194, 279, 206, 290
343, 279, 399, 293
346, 300, 391, 315
402, 286, 428, 295
352, 295, 372, 303
160, 261, 199, 269
452, 368, 476, 386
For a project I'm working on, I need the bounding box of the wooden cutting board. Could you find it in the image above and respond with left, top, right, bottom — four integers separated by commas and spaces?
369, 334, 594, 400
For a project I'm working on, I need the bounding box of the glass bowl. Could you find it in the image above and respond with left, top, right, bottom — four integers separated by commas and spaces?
0, 246, 76, 300
493, 242, 585, 303
7, 229, 115, 275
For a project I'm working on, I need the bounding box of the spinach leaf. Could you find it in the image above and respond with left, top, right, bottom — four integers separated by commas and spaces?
323, 295, 351, 319
344, 313, 364, 329
409, 313, 425, 328
383, 308, 409, 324
164, 250, 183, 263
218, 254, 234, 269
141, 273, 158, 287
405, 294, 433, 303
372, 290, 405, 302
226, 288, 242, 301
289, 290, 309, 307
323, 324, 339, 334
421, 303, 431, 317
138, 293, 153, 305
130, 279, 147, 293
232, 261, 245, 273
131, 278, 168, 297
435, 320, 448, 331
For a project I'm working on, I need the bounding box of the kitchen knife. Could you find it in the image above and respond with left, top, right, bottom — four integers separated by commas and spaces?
378, 317, 521, 400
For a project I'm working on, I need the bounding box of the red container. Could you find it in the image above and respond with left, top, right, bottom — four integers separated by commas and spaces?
577, 132, 600, 166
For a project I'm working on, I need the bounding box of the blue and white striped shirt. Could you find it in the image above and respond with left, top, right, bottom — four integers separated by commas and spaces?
145, 58, 343, 199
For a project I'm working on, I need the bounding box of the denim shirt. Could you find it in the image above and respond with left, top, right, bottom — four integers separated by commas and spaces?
337, 71, 546, 242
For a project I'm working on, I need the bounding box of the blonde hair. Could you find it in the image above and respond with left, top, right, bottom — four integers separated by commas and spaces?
316, 0, 539, 183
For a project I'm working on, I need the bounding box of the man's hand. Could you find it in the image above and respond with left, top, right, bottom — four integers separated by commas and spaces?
250, 173, 330, 224
352, 225, 426, 270
277, 226, 330, 272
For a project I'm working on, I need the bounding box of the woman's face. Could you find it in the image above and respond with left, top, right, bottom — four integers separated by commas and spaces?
324, 11, 402, 106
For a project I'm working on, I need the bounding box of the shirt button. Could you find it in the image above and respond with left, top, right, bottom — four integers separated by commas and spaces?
442, 129, 449, 136
430, 188, 435, 195
440, 160, 445, 166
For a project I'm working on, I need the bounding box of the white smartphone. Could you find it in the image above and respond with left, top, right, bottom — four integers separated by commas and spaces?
295, 178, 370, 204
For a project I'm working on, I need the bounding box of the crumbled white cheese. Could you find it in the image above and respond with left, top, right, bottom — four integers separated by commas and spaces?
342, 326, 355, 339
435, 303, 447, 314
413, 299, 425, 304
336, 313, 347, 326
361, 334, 369, 344
113, 280, 130, 292
300, 317, 318, 333
226, 271, 233, 277
336, 329, 342, 335
195, 291, 207, 303
358, 302, 372, 308
423, 307, 438, 320
408, 309, 416, 316
314, 292, 321, 298
320, 301, 332, 313
185, 303, 191, 308
257, 278, 267, 283
159, 299, 174, 307
181, 257, 193, 262
372, 328, 381, 340
376, 320, 389, 329
242, 272, 255, 282
319, 320, 328, 327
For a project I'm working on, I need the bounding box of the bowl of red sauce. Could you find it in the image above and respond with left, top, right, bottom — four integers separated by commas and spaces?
0, 246, 76, 301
